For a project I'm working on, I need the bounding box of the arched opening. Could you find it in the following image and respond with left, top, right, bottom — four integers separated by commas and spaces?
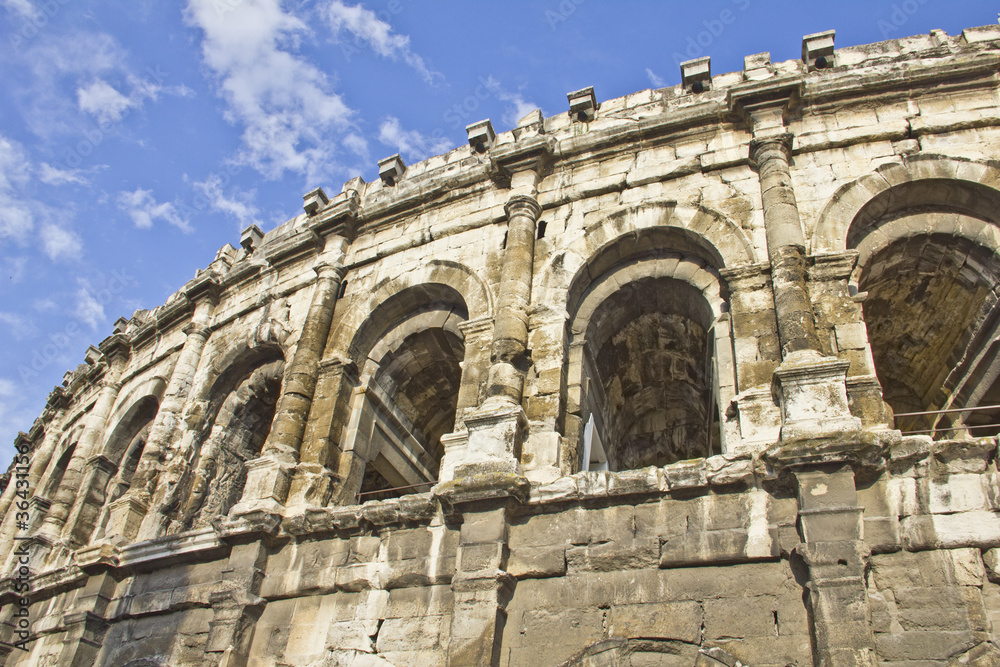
87, 396, 158, 542
578, 276, 720, 470
42, 444, 76, 503
345, 284, 468, 501
171, 351, 285, 531
565, 228, 732, 472
849, 184, 1000, 438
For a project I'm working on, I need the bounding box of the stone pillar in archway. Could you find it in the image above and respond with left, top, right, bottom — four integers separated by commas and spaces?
106, 278, 219, 543
734, 90, 861, 444
457, 124, 551, 478
38, 336, 129, 553
240, 198, 355, 516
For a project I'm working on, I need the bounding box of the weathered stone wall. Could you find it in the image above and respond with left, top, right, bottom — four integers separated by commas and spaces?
3, 25, 1000, 666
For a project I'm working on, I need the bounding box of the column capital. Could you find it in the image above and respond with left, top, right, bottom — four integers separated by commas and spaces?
504, 195, 542, 221
749, 132, 793, 167
181, 322, 212, 339
314, 262, 347, 283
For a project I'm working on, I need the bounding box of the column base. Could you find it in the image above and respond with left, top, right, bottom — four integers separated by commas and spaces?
229, 456, 295, 517
774, 351, 861, 443
285, 462, 336, 510
104, 495, 149, 543
455, 399, 527, 479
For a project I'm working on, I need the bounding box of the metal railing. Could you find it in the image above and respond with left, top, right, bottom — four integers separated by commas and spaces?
893, 403, 1000, 437
355, 481, 434, 504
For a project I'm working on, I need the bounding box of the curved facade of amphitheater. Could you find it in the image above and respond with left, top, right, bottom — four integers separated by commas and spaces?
4, 25, 1000, 667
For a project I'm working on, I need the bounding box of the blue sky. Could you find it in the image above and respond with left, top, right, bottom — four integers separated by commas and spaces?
0, 0, 994, 465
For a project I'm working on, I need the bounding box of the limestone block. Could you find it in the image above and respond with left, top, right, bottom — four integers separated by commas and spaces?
507, 546, 566, 579
606, 600, 702, 643
375, 615, 450, 653
566, 538, 659, 572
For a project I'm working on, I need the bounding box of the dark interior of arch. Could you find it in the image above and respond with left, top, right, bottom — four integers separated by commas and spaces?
372, 328, 464, 459
355, 285, 469, 499
180, 357, 284, 529
584, 276, 719, 470
858, 230, 1000, 436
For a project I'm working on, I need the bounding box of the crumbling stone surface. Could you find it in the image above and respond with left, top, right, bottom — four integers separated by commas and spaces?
4, 25, 1000, 666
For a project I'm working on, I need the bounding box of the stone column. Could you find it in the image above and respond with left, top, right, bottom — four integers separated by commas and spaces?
265, 261, 346, 512
112, 282, 217, 541
439, 480, 527, 667
129, 288, 217, 497
750, 134, 820, 357
62, 455, 118, 547
458, 195, 540, 478
0, 400, 66, 568
748, 128, 860, 442
203, 542, 268, 666
38, 339, 128, 547
485, 195, 541, 405
794, 468, 877, 666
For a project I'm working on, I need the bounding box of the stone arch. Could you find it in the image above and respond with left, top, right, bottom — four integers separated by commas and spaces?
811, 154, 1000, 253
327, 259, 491, 361
816, 156, 1000, 437
163, 344, 286, 531
562, 225, 737, 472
105, 375, 167, 438
334, 274, 477, 501
570, 200, 755, 273
38, 424, 85, 501
86, 394, 161, 542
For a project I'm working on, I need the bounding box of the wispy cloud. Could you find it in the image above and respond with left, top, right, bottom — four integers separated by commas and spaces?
0, 135, 34, 243
1, 0, 40, 20
322, 0, 442, 85
117, 187, 193, 232
481, 77, 538, 129
0, 311, 36, 340
74, 279, 105, 329
185, 0, 362, 182
646, 68, 667, 88
378, 116, 451, 162
37, 162, 89, 186
40, 223, 83, 261
193, 174, 262, 229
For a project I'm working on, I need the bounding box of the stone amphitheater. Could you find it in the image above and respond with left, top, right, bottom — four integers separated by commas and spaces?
3, 24, 1000, 667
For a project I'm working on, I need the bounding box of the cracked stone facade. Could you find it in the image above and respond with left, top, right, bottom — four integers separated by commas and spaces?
4, 25, 1000, 667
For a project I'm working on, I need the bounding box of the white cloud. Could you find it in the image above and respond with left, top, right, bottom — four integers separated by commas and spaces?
77, 79, 136, 123
1, 0, 40, 20
482, 77, 539, 129
323, 1, 442, 84
193, 173, 261, 229
117, 187, 193, 233
0, 135, 35, 243
40, 223, 83, 261
646, 68, 667, 88
378, 116, 451, 162
0, 312, 35, 340
37, 162, 89, 186
74, 280, 105, 329
185, 0, 358, 181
